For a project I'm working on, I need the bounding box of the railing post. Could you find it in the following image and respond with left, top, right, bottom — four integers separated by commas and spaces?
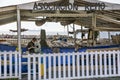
0, 53, 1, 77
4, 53, 7, 78
108, 51, 112, 76
33, 54, 36, 80
118, 50, 120, 76
38, 55, 41, 80
9, 53, 12, 77
113, 51, 116, 76
104, 51, 107, 76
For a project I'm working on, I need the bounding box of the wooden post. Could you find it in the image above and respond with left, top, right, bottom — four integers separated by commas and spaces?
67, 25, 69, 36
73, 24, 76, 46
92, 13, 96, 46
81, 25, 83, 44
17, 6, 21, 79
108, 31, 111, 43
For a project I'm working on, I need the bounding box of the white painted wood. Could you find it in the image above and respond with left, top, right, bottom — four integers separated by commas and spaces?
86, 53, 89, 77
4, 53, 7, 78
113, 51, 116, 75
58, 54, 61, 78
28, 54, 31, 80
104, 52, 107, 76
63, 53, 66, 79
33, 55, 36, 80
108, 52, 112, 76
99, 52, 103, 76
117, 50, 120, 75
53, 54, 56, 79
0, 50, 119, 80
43, 55, 47, 79
90, 53, 93, 77
68, 53, 71, 79
0, 54, 1, 77
72, 53, 75, 78
15, 53, 18, 77
18, 53, 21, 79
95, 52, 98, 76
17, 8, 22, 79
38, 55, 41, 80
81, 53, 85, 77
77, 53, 80, 77
116, 51, 119, 76
48, 54, 51, 79
9, 53, 12, 77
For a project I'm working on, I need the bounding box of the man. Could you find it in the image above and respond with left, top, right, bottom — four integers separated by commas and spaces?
27, 38, 37, 53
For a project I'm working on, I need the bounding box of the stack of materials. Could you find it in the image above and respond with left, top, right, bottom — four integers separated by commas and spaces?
111, 34, 120, 44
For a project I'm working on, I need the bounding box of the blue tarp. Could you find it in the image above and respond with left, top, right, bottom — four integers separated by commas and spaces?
0, 44, 119, 73
0, 44, 27, 52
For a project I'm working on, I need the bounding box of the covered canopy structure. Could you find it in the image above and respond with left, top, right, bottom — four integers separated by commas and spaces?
0, 0, 120, 54
0, 0, 120, 30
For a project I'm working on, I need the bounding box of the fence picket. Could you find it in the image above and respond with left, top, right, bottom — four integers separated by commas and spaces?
68, 53, 71, 79
15, 53, 18, 77
4, 53, 7, 78
82, 53, 85, 77
86, 53, 89, 77
99, 52, 103, 76
28, 54, 31, 80
0, 50, 120, 80
58, 54, 61, 78
38, 55, 41, 80
33, 55, 36, 80
113, 51, 116, 75
116, 51, 119, 76
104, 52, 107, 76
77, 53, 80, 78
9, 53, 12, 77
91, 52, 93, 76
108, 52, 112, 76
95, 52, 98, 76
53, 54, 56, 79
72, 53, 75, 78
63, 53, 66, 79
48, 54, 51, 79
0, 54, 1, 77
43, 55, 47, 79
118, 50, 120, 75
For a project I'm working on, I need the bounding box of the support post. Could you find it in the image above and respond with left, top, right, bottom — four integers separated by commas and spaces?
108, 31, 111, 43
73, 24, 76, 46
67, 25, 69, 36
92, 13, 96, 46
81, 25, 83, 44
17, 6, 21, 80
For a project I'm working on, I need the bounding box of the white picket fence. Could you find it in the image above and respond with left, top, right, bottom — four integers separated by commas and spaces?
0, 50, 120, 80
25, 50, 120, 80
0, 51, 21, 79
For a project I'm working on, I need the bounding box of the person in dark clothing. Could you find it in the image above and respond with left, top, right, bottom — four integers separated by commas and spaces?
27, 38, 37, 53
